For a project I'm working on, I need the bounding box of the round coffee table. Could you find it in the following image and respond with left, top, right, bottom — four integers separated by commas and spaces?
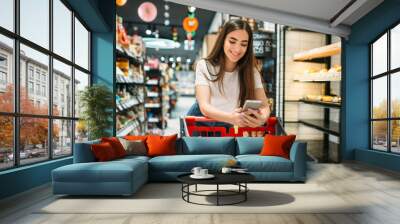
177, 173, 255, 206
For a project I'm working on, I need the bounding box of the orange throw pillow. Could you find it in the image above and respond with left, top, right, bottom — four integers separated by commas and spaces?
260, 134, 296, 159
91, 142, 117, 161
101, 137, 126, 158
124, 135, 148, 141
146, 134, 177, 157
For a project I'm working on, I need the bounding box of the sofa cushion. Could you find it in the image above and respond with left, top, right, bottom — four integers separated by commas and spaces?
73, 140, 100, 163
101, 137, 127, 158
181, 137, 235, 155
118, 138, 147, 156
91, 142, 118, 161
148, 154, 235, 172
147, 134, 178, 157
260, 135, 296, 159
53, 158, 148, 182
236, 137, 264, 155
124, 135, 148, 141
236, 155, 293, 172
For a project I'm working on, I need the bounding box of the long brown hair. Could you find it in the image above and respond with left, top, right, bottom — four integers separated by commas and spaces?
205, 19, 256, 107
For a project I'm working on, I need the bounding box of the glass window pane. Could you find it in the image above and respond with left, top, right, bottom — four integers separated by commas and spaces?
20, 44, 49, 115
391, 72, 400, 118
53, 59, 72, 117
391, 120, 400, 153
372, 76, 387, 119
0, 0, 14, 31
53, 0, 72, 60
372, 33, 387, 76
0, 35, 14, 113
74, 69, 89, 118
20, 0, 49, 49
391, 24, 400, 70
20, 117, 49, 165
74, 18, 89, 70
75, 120, 88, 143
0, 116, 14, 170
372, 121, 388, 151
53, 119, 72, 158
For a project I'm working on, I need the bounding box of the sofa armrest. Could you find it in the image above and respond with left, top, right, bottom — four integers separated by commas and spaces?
73, 140, 100, 163
289, 141, 307, 181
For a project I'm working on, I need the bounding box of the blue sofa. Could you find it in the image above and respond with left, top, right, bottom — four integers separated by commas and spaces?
52, 137, 306, 196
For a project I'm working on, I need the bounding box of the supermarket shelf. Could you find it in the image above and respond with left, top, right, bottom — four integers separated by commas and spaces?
145, 103, 161, 108
117, 121, 140, 136
293, 72, 341, 82
146, 80, 159, 85
293, 42, 341, 61
147, 92, 159, 97
299, 119, 340, 137
299, 99, 341, 108
148, 117, 160, 123
116, 44, 143, 66
116, 99, 144, 111
116, 75, 144, 85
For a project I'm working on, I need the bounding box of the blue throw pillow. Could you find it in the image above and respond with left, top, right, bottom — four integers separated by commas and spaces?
181, 137, 235, 155
236, 137, 264, 155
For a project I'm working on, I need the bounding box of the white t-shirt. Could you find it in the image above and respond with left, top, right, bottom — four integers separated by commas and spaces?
194, 59, 264, 113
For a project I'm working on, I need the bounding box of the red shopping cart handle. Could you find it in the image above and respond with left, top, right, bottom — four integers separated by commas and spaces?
185, 116, 217, 123
184, 116, 277, 137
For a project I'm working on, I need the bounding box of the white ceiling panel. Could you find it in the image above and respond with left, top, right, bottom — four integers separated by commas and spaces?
168, 0, 384, 38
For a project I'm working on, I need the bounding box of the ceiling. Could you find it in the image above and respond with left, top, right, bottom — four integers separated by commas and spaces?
116, 0, 215, 62
168, 0, 384, 38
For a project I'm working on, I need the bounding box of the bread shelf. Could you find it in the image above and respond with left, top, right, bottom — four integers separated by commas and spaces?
293, 72, 341, 82
299, 119, 340, 137
293, 42, 341, 61
299, 99, 341, 108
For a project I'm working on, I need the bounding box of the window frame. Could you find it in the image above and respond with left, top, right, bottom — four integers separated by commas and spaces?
370, 20, 400, 154
0, 0, 92, 171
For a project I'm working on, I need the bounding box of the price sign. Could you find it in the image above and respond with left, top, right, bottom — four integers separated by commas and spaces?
253, 31, 275, 58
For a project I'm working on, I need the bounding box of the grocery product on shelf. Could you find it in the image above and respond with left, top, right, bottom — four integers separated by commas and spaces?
115, 15, 147, 136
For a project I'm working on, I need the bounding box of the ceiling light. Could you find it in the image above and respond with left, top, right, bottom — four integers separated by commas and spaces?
169, 57, 174, 62
188, 6, 196, 13
164, 12, 170, 18
176, 57, 181, 62
160, 56, 165, 62
143, 37, 181, 49
164, 19, 170, 26
145, 27, 152, 35
186, 58, 191, 63
164, 4, 169, 10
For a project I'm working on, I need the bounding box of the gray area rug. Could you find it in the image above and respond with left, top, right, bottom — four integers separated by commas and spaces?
38, 183, 361, 214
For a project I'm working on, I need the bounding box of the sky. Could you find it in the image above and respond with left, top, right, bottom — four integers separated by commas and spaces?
372, 32, 400, 107
0, 0, 89, 74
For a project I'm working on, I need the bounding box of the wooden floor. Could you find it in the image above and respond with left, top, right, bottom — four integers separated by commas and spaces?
1, 162, 400, 224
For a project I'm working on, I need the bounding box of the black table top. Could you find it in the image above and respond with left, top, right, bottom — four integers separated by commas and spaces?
177, 172, 255, 185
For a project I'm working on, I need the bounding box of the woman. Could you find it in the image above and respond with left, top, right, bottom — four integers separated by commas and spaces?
187, 19, 270, 129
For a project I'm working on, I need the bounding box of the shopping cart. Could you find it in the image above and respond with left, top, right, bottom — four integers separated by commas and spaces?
180, 116, 286, 137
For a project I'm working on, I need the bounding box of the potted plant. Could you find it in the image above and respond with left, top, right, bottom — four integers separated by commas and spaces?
79, 84, 113, 140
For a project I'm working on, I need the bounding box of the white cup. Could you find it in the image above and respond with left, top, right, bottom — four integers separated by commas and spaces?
221, 167, 232, 174
200, 169, 208, 176
191, 167, 202, 176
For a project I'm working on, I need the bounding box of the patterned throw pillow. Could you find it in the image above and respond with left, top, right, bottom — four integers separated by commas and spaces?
118, 138, 147, 156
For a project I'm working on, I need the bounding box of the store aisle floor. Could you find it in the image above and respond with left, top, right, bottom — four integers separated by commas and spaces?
164, 96, 196, 136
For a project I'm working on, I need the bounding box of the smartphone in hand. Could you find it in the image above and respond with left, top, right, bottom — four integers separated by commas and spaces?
242, 100, 262, 111
242, 100, 262, 118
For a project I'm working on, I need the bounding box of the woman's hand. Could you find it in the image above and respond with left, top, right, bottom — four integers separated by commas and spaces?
241, 108, 268, 127
229, 108, 247, 127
